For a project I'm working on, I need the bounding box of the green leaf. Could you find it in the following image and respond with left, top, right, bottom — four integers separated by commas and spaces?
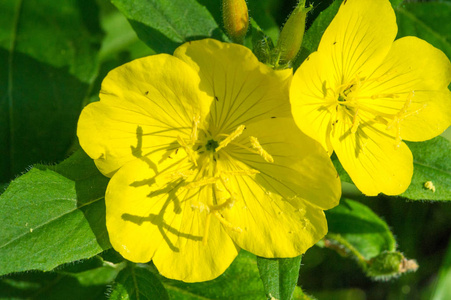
250, 19, 275, 65
257, 255, 302, 300
0, 150, 111, 276
247, 0, 280, 44
401, 137, 451, 201
395, 2, 451, 58
0, 271, 108, 300
0, 0, 103, 182
431, 240, 451, 300
390, 0, 403, 9
160, 251, 266, 300
333, 137, 451, 201
109, 265, 169, 300
326, 199, 396, 261
111, 0, 224, 54
57, 256, 124, 287
324, 199, 417, 280
97, 1, 155, 62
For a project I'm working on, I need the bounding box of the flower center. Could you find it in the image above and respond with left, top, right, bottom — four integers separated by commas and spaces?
172, 116, 274, 244
328, 74, 426, 148
205, 139, 219, 152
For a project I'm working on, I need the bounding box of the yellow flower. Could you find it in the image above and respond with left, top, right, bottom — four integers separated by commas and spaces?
290, 0, 451, 196
77, 39, 341, 282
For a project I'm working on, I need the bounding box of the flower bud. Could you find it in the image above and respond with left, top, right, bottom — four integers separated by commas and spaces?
366, 251, 418, 280
222, 0, 249, 44
276, 0, 311, 67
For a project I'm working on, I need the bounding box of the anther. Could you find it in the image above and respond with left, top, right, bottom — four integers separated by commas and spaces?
250, 136, 274, 163
216, 125, 246, 151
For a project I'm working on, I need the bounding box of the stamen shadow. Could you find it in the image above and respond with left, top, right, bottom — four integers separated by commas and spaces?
121, 125, 201, 252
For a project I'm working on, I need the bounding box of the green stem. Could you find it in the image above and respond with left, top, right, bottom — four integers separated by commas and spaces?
325, 233, 368, 270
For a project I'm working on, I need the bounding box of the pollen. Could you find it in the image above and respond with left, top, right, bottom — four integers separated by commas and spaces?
424, 181, 436, 192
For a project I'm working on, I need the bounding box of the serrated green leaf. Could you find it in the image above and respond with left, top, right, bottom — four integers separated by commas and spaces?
160, 251, 266, 300
257, 255, 302, 300
0, 0, 103, 182
110, 265, 169, 300
333, 137, 451, 200
0, 150, 111, 276
111, 0, 224, 54
395, 2, 451, 58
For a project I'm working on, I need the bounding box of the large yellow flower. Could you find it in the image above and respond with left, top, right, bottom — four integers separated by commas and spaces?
77, 39, 340, 282
290, 0, 451, 196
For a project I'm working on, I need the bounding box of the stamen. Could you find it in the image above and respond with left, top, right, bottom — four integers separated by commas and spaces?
212, 211, 243, 233
177, 136, 198, 166
250, 136, 274, 163
385, 91, 424, 148
221, 169, 260, 176
351, 108, 360, 133
219, 175, 237, 201
183, 176, 218, 189
216, 125, 246, 151
210, 197, 235, 211
191, 115, 201, 144
165, 169, 195, 181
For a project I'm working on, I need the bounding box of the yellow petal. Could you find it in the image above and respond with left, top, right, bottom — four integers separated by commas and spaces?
106, 150, 239, 282
77, 54, 212, 176
318, 0, 397, 82
358, 37, 451, 141
290, 51, 335, 154
173, 39, 293, 135
331, 108, 413, 196
217, 118, 341, 257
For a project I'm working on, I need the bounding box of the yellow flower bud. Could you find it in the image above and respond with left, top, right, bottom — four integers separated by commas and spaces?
276, 0, 311, 67
222, 0, 249, 44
